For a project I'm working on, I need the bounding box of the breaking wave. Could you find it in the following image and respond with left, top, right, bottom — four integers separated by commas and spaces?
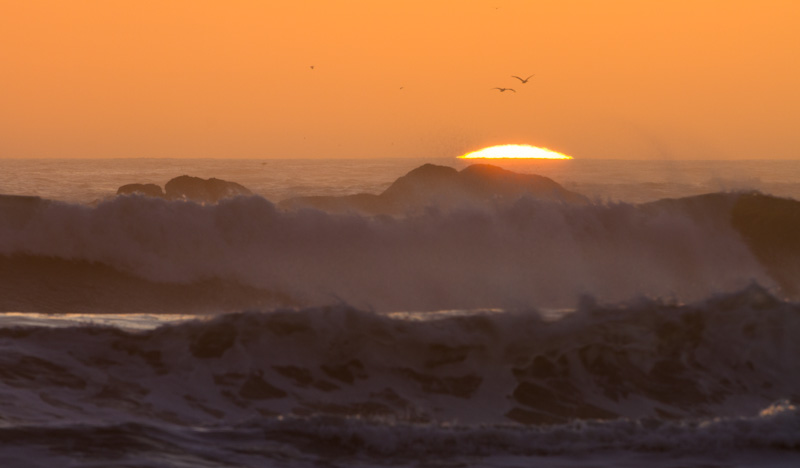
2, 285, 799, 426
1, 286, 799, 465
0, 192, 777, 312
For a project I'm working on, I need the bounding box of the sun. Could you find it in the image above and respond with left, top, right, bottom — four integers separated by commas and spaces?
459, 144, 572, 160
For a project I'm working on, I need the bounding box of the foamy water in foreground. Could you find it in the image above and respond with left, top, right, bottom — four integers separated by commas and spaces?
1, 158, 799, 467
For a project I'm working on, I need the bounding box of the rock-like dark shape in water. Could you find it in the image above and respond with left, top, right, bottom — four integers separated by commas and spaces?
164, 176, 253, 203
115, 176, 252, 203
281, 163, 589, 214
117, 183, 165, 198
458, 164, 588, 204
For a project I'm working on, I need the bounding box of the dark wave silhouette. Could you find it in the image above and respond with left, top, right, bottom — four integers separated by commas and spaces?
0, 254, 294, 314
731, 192, 800, 296
644, 191, 800, 297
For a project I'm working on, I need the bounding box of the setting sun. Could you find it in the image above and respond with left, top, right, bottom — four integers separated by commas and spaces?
459, 144, 573, 160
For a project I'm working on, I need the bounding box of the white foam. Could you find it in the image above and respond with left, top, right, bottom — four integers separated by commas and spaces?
0, 312, 201, 330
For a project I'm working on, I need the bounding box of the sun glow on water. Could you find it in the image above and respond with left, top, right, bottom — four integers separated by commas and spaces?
459, 144, 572, 160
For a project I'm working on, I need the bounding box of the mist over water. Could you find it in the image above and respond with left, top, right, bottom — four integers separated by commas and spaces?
2, 158, 800, 467
0, 158, 790, 311
0, 191, 772, 311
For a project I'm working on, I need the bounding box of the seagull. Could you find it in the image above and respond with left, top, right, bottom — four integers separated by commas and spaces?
493, 87, 516, 93
511, 74, 535, 84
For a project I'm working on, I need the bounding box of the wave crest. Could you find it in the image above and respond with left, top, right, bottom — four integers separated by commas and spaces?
0, 193, 771, 311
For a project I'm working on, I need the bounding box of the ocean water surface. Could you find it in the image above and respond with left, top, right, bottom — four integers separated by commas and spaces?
1, 157, 799, 467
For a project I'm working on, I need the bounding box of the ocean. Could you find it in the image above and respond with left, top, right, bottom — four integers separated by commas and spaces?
1, 157, 799, 467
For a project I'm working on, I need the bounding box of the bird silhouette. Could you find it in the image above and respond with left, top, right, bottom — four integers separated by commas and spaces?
511, 74, 535, 84
493, 87, 516, 93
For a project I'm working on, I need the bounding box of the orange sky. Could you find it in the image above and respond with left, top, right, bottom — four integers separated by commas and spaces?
1, 0, 798, 159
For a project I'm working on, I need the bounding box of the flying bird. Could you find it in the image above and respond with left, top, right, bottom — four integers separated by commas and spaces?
511, 74, 535, 84
493, 87, 516, 93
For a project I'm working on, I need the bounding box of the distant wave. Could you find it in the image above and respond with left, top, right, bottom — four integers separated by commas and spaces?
0, 192, 778, 312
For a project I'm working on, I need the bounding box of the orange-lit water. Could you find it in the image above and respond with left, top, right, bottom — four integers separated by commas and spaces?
3, 158, 800, 204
